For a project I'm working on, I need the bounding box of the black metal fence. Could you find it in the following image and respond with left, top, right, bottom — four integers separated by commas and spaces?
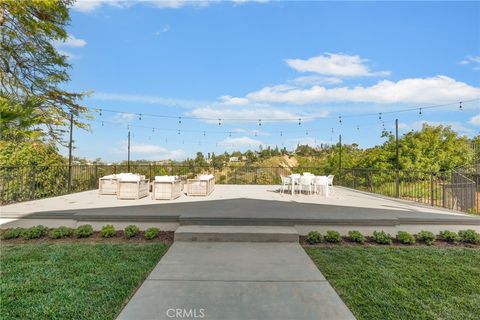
0, 164, 477, 214
337, 168, 477, 213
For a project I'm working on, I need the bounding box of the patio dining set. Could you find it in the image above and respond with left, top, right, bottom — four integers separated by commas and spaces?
280, 173, 334, 197
98, 173, 215, 200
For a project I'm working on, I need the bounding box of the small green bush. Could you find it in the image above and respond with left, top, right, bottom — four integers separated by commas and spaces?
101, 224, 116, 238
74, 224, 94, 238
306, 231, 323, 244
458, 229, 480, 244
21, 225, 47, 240
325, 230, 342, 243
348, 230, 365, 244
124, 225, 140, 238
1, 228, 24, 240
49, 226, 73, 239
440, 230, 460, 243
373, 230, 392, 245
416, 230, 436, 245
145, 227, 160, 240
397, 231, 416, 245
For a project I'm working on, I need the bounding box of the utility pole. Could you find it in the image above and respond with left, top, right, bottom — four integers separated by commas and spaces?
395, 119, 399, 198
127, 130, 131, 172
67, 112, 74, 193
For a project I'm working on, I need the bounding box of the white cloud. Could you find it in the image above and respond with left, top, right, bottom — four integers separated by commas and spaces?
54, 34, 87, 48
289, 76, 342, 86
246, 76, 480, 105
93, 92, 206, 109
219, 95, 250, 105
112, 113, 136, 123
219, 136, 263, 148
72, 0, 131, 12
153, 25, 170, 35
111, 141, 186, 160
148, 0, 212, 9
285, 53, 391, 77
469, 114, 480, 126
460, 56, 480, 70
188, 105, 328, 124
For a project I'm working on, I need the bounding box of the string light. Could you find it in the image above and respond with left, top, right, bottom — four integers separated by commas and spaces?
99, 109, 102, 116
179, 117, 182, 124
306, 130, 309, 136
101, 121, 104, 126
459, 101, 463, 111
139, 113, 142, 121
298, 118, 302, 126
178, 130, 180, 135
378, 113, 382, 120
280, 131, 283, 137
203, 131, 206, 136
218, 118, 222, 126
258, 119, 262, 126
419, 108, 422, 116
339, 116, 342, 125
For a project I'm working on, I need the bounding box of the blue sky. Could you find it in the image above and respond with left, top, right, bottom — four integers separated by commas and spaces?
60, 0, 480, 162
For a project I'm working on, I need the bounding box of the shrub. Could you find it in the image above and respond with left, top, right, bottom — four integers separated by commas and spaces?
101, 224, 116, 238
416, 230, 436, 245
124, 225, 140, 238
49, 226, 73, 239
440, 230, 460, 243
373, 230, 392, 245
397, 231, 416, 245
21, 225, 47, 240
145, 227, 160, 240
458, 229, 480, 244
1, 228, 24, 240
325, 230, 342, 243
348, 230, 365, 244
306, 231, 323, 244
74, 224, 94, 238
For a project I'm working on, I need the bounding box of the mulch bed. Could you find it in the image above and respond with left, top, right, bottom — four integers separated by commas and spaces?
1, 230, 174, 245
299, 235, 480, 248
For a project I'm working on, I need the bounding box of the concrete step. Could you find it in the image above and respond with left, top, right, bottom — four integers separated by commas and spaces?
174, 225, 299, 242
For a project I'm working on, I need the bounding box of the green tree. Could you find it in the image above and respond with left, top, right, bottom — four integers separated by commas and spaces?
0, 0, 89, 144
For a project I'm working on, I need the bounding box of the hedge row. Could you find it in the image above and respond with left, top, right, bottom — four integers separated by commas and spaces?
0, 224, 162, 241
306, 229, 480, 245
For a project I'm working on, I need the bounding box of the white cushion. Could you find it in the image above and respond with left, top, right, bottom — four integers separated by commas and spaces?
155, 175, 176, 182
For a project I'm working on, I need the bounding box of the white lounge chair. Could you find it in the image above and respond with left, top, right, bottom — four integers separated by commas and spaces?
187, 174, 215, 196
152, 176, 181, 200
314, 176, 329, 197
117, 173, 149, 199
98, 174, 118, 195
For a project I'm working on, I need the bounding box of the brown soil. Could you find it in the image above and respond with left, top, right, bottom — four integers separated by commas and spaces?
1, 230, 174, 245
299, 235, 480, 248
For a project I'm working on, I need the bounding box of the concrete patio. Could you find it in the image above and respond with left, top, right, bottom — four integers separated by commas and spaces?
2, 185, 479, 235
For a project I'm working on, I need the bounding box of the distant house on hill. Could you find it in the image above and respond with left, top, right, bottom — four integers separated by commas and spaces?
229, 156, 240, 162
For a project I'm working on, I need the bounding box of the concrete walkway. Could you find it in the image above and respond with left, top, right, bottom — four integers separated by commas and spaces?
117, 242, 355, 320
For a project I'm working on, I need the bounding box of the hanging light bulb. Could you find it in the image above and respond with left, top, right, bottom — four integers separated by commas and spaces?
152, 128, 155, 132
229, 132, 232, 137
99, 109, 102, 116
419, 108, 422, 115
178, 129, 180, 135
339, 116, 342, 125
280, 131, 283, 137
306, 130, 309, 136
254, 131, 258, 137
101, 121, 104, 126
218, 118, 222, 126
179, 117, 182, 124
203, 131, 206, 136
459, 101, 463, 110
139, 113, 142, 121
378, 113, 382, 120
298, 118, 302, 126
356, 125, 359, 131
258, 119, 262, 126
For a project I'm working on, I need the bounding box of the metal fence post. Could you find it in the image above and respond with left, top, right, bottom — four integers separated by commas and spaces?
31, 169, 36, 199
430, 172, 435, 206
95, 165, 98, 188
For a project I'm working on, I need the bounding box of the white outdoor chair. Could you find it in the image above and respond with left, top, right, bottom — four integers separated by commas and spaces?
327, 174, 335, 195
303, 172, 313, 176
291, 174, 301, 194
300, 175, 314, 195
280, 175, 291, 194
314, 176, 329, 197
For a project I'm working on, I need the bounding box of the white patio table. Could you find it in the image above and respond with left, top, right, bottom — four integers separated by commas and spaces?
288, 174, 329, 197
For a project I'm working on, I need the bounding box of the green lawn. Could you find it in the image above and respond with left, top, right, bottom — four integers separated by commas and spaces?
305, 247, 480, 320
0, 243, 169, 320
